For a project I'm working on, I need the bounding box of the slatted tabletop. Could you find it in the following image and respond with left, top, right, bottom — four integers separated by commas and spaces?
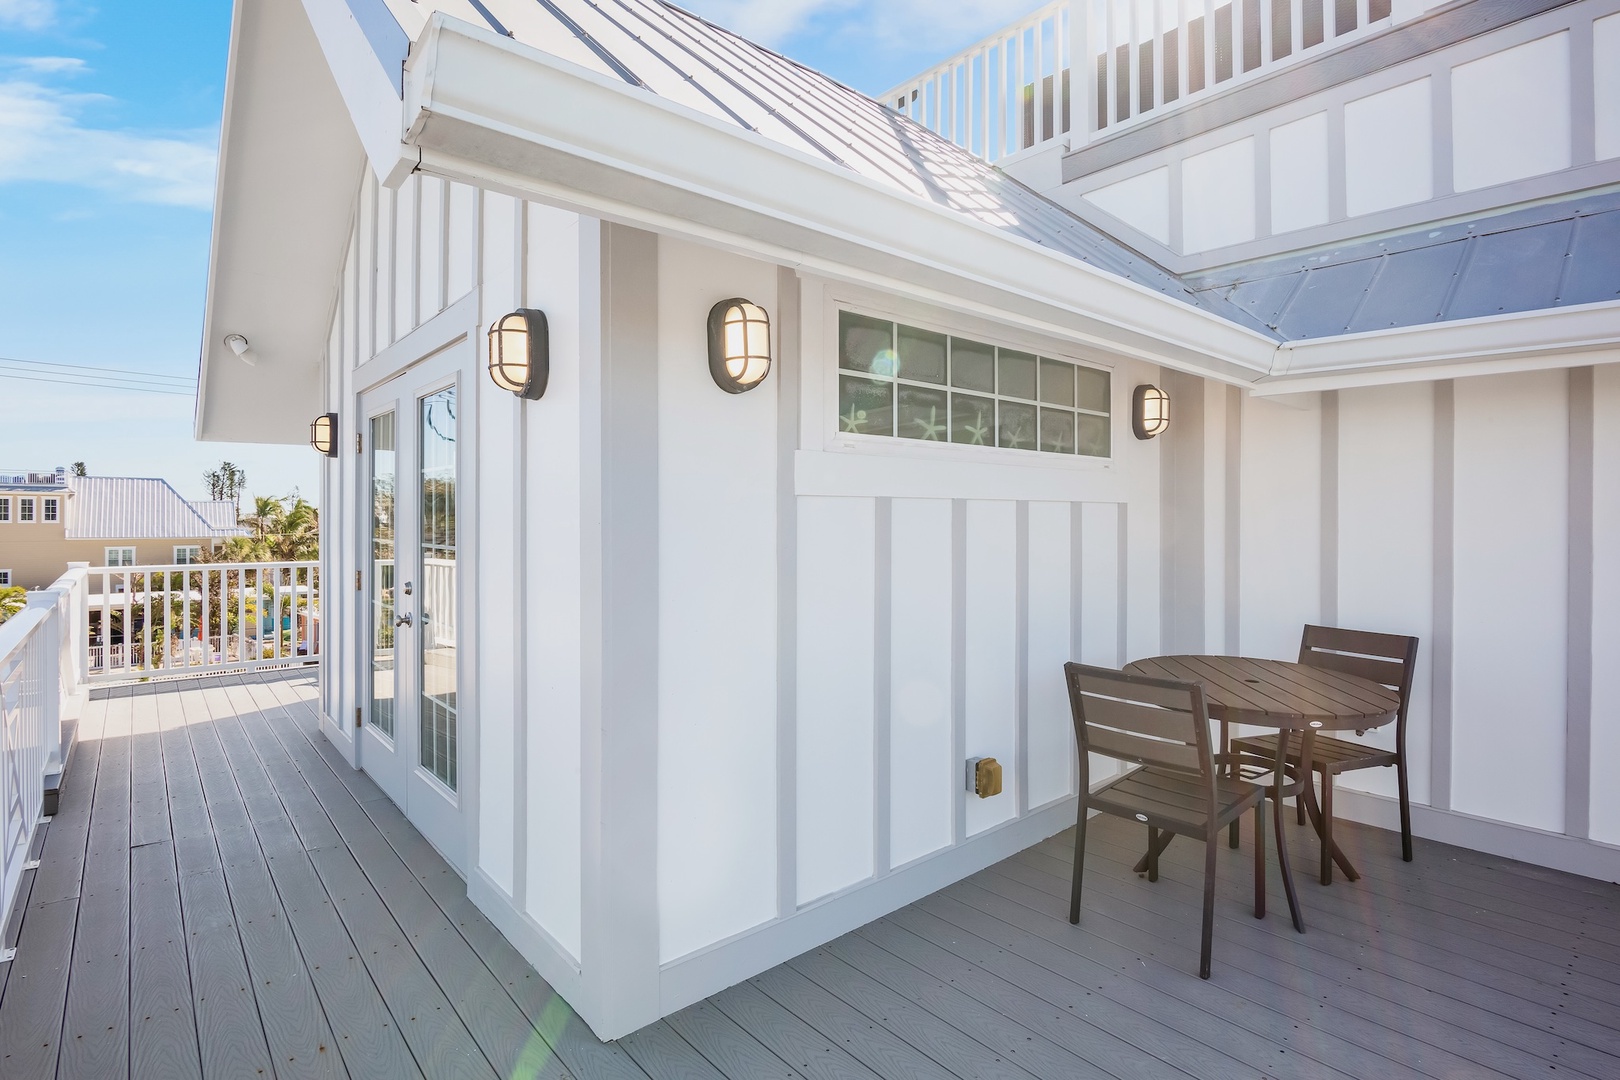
1124, 655, 1400, 730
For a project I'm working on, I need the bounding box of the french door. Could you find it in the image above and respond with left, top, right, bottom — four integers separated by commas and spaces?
358, 349, 466, 870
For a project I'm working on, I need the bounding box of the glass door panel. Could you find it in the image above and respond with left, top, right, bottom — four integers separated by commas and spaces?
369, 412, 397, 739
418, 386, 458, 791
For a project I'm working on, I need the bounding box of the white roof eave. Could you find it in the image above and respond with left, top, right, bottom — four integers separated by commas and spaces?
403, 16, 1280, 386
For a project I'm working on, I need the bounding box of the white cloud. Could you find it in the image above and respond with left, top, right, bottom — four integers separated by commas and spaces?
0, 69, 217, 208
689, 0, 1040, 52
7, 55, 86, 74
0, 0, 57, 31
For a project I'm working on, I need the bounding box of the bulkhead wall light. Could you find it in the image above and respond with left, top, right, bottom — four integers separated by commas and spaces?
310, 413, 338, 457
487, 309, 550, 400
1132, 385, 1170, 440
707, 299, 771, 393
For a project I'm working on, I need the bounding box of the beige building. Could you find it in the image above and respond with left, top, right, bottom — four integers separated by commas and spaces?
0, 469, 247, 590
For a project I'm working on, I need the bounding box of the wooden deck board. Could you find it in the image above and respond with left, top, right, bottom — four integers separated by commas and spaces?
2, 669, 1618, 1080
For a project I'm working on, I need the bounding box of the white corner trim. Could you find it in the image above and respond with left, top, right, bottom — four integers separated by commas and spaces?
1332, 787, 1620, 884
466, 867, 586, 1001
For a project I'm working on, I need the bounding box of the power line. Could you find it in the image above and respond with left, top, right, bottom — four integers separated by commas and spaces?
0, 369, 194, 398
0, 354, 193, 385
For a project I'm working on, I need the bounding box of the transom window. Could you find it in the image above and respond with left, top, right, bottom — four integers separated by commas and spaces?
837, 311, 1111, 458
17, 498, 35, 523
174, 545, 203, 565
105, 547, 136, 567
42, 497, 59, 522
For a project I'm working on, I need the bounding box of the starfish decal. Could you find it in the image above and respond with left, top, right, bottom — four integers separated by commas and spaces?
913, 406, 946, 441
840, 406, 869, 433
1045, 427, 1071, 453
962, 409, 989, 445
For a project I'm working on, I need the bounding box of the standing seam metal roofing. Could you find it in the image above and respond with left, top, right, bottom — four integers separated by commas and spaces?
380, 1, 1618, 341
384, 0, 1275, 333
64, 477, 246, 541
1186, 191, 1620, 340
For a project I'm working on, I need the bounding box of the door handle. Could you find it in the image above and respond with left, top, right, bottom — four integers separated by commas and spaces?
395, 613, 413, 628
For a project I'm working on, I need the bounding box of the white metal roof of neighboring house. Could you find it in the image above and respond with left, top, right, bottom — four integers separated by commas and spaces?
64, 477, 248, 541
189, 500, 244, 533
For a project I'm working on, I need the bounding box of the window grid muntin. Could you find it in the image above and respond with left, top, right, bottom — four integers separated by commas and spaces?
42, 497, 58, 523
0, 570, 11, 586
838, 312, 1110, 458
18, 498, 35, 523
174, 546, 202, 565
0, 498, 10, 522
105, 547, 135, 567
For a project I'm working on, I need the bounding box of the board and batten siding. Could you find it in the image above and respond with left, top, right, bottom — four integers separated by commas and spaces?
319, 169, 587, 974
1238, 366, 1620, 873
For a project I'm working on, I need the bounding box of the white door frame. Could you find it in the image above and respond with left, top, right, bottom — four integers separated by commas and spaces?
355, 340, 476, 873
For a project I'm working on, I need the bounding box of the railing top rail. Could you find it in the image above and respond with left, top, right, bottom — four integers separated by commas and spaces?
0, 605, 52, 666
87, 561, 319, 574
880, 0, 1068, 101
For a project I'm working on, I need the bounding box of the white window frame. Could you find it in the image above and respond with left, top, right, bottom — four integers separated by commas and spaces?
0, 570, 11, 586
0, 497, 9, 522
174, 545, 203, 565
105, 547, 136, 567
17, 497, 35, 523
819, 294, 1119, 472
42, 496, 59, 522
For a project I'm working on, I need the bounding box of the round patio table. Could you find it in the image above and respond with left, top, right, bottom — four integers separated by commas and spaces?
1122, 655, 1401, 931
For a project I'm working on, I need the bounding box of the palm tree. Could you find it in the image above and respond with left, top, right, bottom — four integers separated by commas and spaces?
0, 586, 26, 625
214, 495, 320, 563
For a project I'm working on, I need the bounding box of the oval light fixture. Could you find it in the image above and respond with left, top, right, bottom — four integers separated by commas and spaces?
310, 412, 338, 457
1132, 384, 1170, 440
487, 309, 550, 400
707, 299, 771, 394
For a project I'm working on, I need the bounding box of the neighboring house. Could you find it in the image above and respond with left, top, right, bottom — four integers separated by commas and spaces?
195, 0, 1619, 1039
0, 470, 248, 590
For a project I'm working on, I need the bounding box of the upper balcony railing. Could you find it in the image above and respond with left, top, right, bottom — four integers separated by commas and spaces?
883, 0, 1399, 165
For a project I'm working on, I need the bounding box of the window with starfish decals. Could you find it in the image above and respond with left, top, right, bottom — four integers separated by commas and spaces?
837, 310, 1110, 458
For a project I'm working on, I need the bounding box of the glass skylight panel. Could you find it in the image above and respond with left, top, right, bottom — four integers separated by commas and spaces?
837, 311, 1111, 458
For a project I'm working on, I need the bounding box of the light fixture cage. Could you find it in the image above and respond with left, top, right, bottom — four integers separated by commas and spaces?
1132, 385, 1171, 440
707, 299, 772, 394
487, 309, 550, 400
310, 413, 339, 458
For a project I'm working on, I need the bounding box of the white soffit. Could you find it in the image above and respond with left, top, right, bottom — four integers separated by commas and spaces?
196, 0, 367, 443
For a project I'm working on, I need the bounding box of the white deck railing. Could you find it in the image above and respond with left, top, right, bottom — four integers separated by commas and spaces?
884, 0, 1396, 163
86, 561, 321, 683
0, 564, 88, 950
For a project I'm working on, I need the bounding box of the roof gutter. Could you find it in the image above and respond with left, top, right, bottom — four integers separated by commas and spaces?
400, 15, 1279, 386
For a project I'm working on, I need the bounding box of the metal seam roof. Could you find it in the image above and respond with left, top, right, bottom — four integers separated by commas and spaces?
64, 477, 247, 541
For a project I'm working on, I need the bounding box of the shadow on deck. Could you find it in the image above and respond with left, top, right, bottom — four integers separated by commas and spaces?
1, 671, 1617, 1079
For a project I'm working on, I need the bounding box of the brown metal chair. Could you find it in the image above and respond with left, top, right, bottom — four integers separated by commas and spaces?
1230, 626, 1419, 885
1064, 663, 1268, 980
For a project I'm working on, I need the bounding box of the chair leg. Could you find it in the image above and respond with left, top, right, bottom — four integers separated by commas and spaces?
1253, 804, 1266, 920
1069, 808, 1087, 924
1396, 758, 1414, 863
1229, 819, 1240, 849
1297, 791, 1307, 826
1320, 772, 1334, 887
1199, 832, 1218, 979
1147, 826, 1160, 883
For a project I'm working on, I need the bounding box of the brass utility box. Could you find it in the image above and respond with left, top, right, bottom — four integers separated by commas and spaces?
967, 757, 1003, 799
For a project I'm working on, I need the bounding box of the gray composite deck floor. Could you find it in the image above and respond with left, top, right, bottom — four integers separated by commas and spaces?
2, 670, 1619, 1079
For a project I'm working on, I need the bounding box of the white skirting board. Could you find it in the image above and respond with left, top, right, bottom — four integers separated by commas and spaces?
656, 796, 1080, 1026
1333, 787, 1620, 884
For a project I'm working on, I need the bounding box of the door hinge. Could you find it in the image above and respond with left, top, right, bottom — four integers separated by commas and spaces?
355, 570, 362, 591
355, 707, 362, 729
356, 433, 363, 455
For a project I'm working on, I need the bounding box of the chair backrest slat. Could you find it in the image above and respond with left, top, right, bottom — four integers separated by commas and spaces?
1065, 663, 1213, 779
1302, 649, 1406, 691
1298, 624, 1420, 745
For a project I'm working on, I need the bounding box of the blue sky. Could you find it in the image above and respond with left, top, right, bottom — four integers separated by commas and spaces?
0, 0, 1035, 504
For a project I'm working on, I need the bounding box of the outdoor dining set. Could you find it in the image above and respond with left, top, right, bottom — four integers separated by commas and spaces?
1065, 626, 1419, 979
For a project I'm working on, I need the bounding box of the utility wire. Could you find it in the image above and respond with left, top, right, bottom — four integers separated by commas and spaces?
0, 369, 194, 397
0, 354, 193, 385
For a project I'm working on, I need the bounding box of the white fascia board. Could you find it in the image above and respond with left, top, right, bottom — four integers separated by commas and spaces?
401, 17, 1278, 385
1255, 300, 1620, 395
298, 0, 416, 186
197, 0, 369, 443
